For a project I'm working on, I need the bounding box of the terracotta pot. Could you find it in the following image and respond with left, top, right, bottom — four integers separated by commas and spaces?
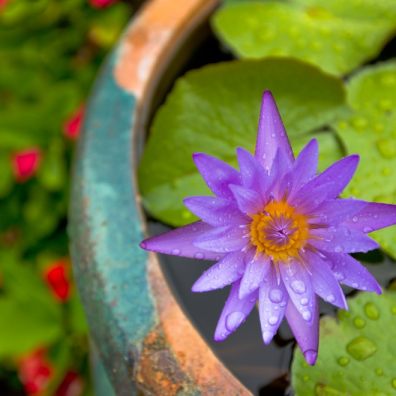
69, 0, 251, 394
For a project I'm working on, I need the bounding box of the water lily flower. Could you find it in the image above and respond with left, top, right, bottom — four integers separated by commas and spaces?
140, 91, 396, 365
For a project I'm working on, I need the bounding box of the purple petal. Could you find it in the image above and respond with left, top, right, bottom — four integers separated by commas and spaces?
193, 153, 241, 198
140, 221, 221, 260
214, 280, 257, 341
310, 226, 379, 253
258, 266, 288, 344
324, 252, 382, 294
229, 184, 264, 215
304, 251, 347, 309
254, 91, 294, 172
194, 225, 247, 253
183, 196, 249, 227
239, 254, 271, 299
192, 251, 245, 292
236, 147, 271, 196
290, 139, 318, 191
307, 155, 359, 199
289, 155, 359, 211
343, 201, 396, 233
311, 198, 367, 226
286, 297, 319, 365
279, 260, 315, 324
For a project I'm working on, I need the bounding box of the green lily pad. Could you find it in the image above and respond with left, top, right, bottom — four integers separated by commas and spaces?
139, 59, 346, 226
292, 291, 396, 395
334, 61, 396, 259
212, 1, 396, 75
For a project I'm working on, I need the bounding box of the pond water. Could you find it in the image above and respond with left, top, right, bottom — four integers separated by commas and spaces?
148, 221, 395, 395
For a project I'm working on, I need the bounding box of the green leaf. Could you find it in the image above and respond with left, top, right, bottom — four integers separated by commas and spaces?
212, 1, 396, 75
333, 60, 396, 259
0, 254, 63, 357
291, 291, 396, 395
139, 59, 346, 226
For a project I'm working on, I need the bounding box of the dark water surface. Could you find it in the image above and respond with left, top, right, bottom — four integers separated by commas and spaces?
147, 222, 395, 395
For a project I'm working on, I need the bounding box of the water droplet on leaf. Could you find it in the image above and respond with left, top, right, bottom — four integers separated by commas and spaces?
364, 302, 380, 320
346, 336, 377, 361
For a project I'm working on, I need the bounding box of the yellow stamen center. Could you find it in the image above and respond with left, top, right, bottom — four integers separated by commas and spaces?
249, 200, 310, 262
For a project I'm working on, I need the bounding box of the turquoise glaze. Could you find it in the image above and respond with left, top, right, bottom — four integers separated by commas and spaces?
69, 50, 155, 394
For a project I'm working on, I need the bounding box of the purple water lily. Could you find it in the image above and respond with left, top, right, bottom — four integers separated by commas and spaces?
140, 91, 396, 365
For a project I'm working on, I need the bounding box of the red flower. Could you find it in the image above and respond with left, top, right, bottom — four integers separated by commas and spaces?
89, 0, 117, 8
12, 148, 41, 182
63, 106, 85, 140
44, 260, 71, 302
19, 349, 53, 395
55, 371, 84, 396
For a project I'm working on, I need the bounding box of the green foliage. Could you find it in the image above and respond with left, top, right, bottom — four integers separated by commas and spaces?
212, 0, 396, 75
333, 61, 396, 259
0, 0, 131, 393
139, 58, 346, 226
292, 291, 396, 395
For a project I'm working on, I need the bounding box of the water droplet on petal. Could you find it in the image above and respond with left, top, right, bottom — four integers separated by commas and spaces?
226, 311, 245, 332
268, 315, 279, 325
269, 289, 283, 303
291, 280, 306, 294
326, 294, 335, 303
172, 249, 181, 255
364, 302, 380, 320
194, 252, 204, 259
346, 336, 377, 361
262, 330, 273, 344
334, 245, 343, 253
352, 216, 358, 223
337, 356, 350, 367
302, 310, 311, 321
301, 297, 308, 306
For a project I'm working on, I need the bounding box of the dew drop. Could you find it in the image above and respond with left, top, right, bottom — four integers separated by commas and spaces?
337, 356, 350, 367
352, 216, 358, 223
268, 315, 279, 325
334, 245, 343, 253
291, 280, 306, 294
363, 226, 373, 233
352, 282, 359, 289
300, 297, 308, 306
269, 288, 283, 303
375, 368, 384, 376
346, 336, 377, 361
172, 248, 181, 256
326, 294, 335, 303
302, 374, 310, 382
226, 312, 245, 332
302, 310, 311, 321
353, 317, 366, 329
364, 302, 380, 320
392, 378, 396, 389
194, 252, 204, 259
391, 306, 396, 315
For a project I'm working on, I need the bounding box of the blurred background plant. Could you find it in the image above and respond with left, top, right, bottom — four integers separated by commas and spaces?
0, 0, 133, 394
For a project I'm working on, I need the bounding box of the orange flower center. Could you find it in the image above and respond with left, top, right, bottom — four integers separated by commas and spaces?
249, 200, 310, 262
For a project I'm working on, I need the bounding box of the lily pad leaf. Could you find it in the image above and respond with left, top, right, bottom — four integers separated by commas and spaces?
334, 61, 396, 259
292, 291, 396, 395
139, 59, 346, 226
212, 1, 396, 75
